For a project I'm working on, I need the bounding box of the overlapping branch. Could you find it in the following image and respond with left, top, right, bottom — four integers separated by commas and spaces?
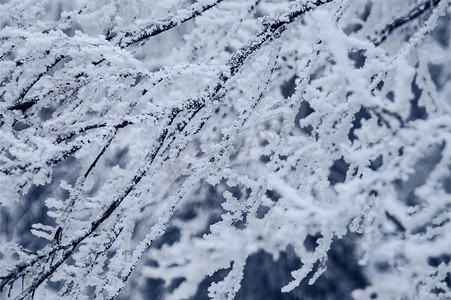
2, 0, 224, 116
4, 0, 446, 298
0, 1, 334, 297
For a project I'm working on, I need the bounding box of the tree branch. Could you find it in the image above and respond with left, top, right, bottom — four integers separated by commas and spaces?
373, 0, 441, 46
1, 0, 334, 296
110, 0, 225, 48
2, 0, 220, 117
6, 55, 66, 112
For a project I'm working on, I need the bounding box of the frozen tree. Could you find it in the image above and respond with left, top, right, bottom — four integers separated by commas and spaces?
0, 0, 450, 299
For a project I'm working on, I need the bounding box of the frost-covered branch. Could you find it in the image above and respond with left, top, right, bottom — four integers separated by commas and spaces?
1, 0, 449, 299
110, 0, 226, 48
1, 1, 334, 297
373, 0, 442, 45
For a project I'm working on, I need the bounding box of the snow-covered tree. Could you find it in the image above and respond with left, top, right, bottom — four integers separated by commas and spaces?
0, 0, 449, 299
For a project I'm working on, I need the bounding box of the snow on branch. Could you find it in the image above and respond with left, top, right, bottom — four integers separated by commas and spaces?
110, 0, 227, 48
0, 0, 450, 299
373, 0, 442, 46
